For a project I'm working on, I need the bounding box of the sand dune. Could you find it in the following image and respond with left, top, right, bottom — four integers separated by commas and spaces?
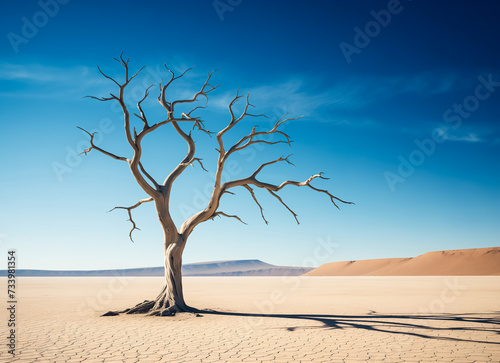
305, 247, 500, 276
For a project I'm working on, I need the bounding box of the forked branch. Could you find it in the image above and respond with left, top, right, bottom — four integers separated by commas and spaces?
210, 211, 247, 225
77, 127, 129, 162
84, 57, 160, 198
219, 160, 353, 224
157, 69, 219, 192
267, 189, 299, 224
223, 114, 300, 160
108, 197, 154, 241
170, 70, 220, 113
243, 185, 268, 224
184, 157, 208, 172
139, 162, 160, 189
134, 84, 154, 131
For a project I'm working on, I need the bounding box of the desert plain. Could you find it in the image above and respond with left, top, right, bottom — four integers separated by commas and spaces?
1, 275, 499, 362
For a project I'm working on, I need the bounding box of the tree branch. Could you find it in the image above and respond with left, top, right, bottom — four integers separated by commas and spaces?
210, 211, 247, 225
267, 189, 299, 223
96, 65, 120, 87
183, 157, 208, 172
216, 91, 253, 155
138, 162, 160, 190
220, 166, 354, 224
108, 197, 154, 242
304, 176, 354, 209
161, 121, 196, 189
151, 69, 218, 141
83, 94, 118, 102
186, 105, 207, 118
134, 84, 154, 131
170, 70, 220, 113
243, 185, 268, 224
223, 114, 299, 160
161, 65, 194, 98
157, 70, 217, 193
77, 127, 129, 162
251, 155, 295, 178
86, 58, 158, 197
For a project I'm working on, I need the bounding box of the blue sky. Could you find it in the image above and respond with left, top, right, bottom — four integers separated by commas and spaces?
0, 0, 499, 270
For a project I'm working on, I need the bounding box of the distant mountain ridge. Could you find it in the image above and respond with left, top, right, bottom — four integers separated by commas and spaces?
0, 259, 312, 277
5, 248, 498, 277
305, 247, 500, 276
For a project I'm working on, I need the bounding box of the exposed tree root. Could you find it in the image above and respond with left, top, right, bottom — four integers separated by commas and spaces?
101, 297, 201, 317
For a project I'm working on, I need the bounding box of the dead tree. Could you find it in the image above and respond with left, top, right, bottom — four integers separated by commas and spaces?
79, 55, 352, 316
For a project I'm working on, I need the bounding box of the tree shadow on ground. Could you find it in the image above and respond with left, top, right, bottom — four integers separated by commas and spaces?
196, 309, 500, 345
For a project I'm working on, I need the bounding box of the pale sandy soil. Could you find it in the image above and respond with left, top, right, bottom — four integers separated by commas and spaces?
1, 276, 499, 362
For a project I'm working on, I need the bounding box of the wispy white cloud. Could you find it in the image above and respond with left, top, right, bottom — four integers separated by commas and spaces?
0, 63, 113, 100
434, 127, 484, 143
208, 72, 460, 123
210, 79, 336, 116
446, 133, 482, 142
0, 63, 95, 83
209, 73, 458, 128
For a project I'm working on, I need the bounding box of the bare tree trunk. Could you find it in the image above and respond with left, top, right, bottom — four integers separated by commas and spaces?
123, 203, 192, 316
149, 235, 188, 314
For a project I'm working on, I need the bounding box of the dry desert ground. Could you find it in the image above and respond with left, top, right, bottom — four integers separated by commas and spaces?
1, 276, 499, 362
